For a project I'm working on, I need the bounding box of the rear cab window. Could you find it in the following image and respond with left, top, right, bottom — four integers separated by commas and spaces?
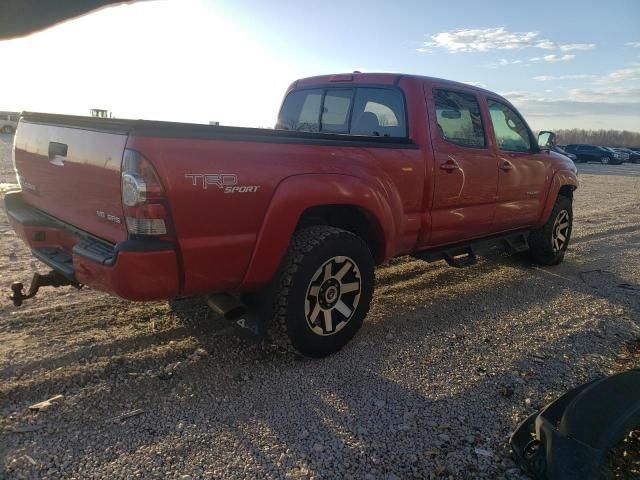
277, 87, 407, 137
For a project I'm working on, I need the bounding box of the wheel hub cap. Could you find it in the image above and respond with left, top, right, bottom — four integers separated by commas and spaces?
304, 256, 362, 336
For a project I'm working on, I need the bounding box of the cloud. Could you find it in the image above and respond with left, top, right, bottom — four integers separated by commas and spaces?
559, 43, 596, 51
500, 87, 640, 121
535, 40, 557, 49
534, 74, 596, 81
530, 54, 575, 62
418, 27, 596, 55
567, 87, 640, 103
462, 81, 487, 88
420, 27, 539, 52
626, 42, 640, 48
595, 65, 640, 84
486, 58, 523, 68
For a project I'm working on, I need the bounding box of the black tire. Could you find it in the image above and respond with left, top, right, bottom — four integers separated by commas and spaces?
529, 195, 573, 266
269, 226, 375, 358
1, 125, 14, 134
600, 156, 611, 165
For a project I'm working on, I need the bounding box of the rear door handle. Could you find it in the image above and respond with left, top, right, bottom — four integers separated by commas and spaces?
440, 160, 459, 172
499, 159, 513, 172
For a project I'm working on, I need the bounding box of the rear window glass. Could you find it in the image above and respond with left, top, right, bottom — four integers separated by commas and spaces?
277, 89, 322, 132
321, 90, 353, 133
277, 87, 407, 137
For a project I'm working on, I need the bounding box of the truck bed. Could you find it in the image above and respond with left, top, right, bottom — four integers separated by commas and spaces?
21, 112, 418, 148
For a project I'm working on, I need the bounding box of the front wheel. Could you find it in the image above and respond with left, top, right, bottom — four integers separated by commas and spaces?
600, 156, 611, 165
529, 195, 573, 265
269, 226, 374, 357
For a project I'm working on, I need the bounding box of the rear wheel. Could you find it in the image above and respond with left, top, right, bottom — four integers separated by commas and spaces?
268, 226, 374, 357
529, 195, 573, 266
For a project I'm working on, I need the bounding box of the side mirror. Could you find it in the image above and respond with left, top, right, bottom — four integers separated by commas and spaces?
538, 130, 556, 149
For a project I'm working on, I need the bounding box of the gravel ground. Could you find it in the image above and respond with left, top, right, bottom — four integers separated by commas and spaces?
1, 131, 639, 480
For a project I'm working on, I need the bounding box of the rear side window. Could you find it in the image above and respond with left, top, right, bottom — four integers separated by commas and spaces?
433, 89, 485, 148
277, 87, 407, 137
351, 88, 407, 137
277, 89, 323, 132
487, 99, 532, 152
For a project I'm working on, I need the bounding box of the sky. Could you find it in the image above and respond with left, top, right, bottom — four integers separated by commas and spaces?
1, 0, 639, 131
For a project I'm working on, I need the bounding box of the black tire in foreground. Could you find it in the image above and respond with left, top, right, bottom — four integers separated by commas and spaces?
269, 226, 375, 358
529, 195, 573, 266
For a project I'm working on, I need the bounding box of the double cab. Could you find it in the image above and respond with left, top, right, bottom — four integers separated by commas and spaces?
6, 72, 578, 357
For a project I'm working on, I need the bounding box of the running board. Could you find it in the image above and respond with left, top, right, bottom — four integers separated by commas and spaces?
413, 231, 530, 268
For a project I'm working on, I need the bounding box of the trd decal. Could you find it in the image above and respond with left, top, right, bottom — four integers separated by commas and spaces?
184, 173, 260, 193
184, 173, 237, 190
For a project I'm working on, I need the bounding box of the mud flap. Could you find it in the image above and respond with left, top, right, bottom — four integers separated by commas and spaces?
510, 368, 640, 480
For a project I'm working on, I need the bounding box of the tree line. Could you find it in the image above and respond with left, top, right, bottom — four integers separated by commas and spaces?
553, 129, 640, 148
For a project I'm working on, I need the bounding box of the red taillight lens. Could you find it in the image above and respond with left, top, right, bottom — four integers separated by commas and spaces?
121, 149, 172, 237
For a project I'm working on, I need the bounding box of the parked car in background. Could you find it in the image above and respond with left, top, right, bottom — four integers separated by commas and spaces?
603, 146, 629, 162
564, 144, 624, 165
552, 145, 577, 161
0, 111, 19, 134
613, 147, 640, 163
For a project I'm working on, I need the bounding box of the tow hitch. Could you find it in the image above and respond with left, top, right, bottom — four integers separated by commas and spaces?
10, 271, 81, 307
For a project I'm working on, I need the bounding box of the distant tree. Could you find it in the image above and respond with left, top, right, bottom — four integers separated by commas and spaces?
548, 129, 640, 148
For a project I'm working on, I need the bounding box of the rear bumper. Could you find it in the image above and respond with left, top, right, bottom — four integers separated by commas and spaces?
5, 191, 179, 301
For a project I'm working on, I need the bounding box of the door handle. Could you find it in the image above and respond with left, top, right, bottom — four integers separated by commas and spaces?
498, 159, 513, 172
48, 142, 67, 159
440, 160, 459, 172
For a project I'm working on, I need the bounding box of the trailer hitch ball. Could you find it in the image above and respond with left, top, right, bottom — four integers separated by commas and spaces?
10, 282, 26, 307
9, 271, 80, 307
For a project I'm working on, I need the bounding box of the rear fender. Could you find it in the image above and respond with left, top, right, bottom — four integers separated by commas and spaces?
241, 174, 397, 289
537, 170, 578, 227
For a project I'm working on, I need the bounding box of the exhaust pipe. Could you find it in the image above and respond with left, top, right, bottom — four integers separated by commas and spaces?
207, 293, 247, 321
207, 293, 266, 341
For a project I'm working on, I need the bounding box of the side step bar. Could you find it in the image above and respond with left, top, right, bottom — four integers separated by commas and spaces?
413, 231, 530, 268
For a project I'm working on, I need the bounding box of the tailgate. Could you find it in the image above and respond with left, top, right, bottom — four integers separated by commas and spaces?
14, 119, 128, 243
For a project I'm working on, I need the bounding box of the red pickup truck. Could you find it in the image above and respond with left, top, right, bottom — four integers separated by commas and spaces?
6, 72, 577, 357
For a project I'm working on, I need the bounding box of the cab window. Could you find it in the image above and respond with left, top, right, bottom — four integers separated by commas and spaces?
487, 100, 532, 152
433, 89, 485, 148
350, 88, 407, 137
277, 89, 323, 132
277, 87, 407, 137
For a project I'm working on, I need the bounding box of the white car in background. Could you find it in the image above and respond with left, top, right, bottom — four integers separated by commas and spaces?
0, 111, 19, 134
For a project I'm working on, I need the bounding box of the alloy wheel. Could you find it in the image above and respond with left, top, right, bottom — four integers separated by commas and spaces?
304, 256, 361, 336
552, 210, 570, 253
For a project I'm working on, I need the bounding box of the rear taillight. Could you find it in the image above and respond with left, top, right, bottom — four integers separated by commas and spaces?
121, 149, 172, 236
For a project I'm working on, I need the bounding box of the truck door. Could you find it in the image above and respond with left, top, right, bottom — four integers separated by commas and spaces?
485, 98, 551, 231
424, 85, 498, 246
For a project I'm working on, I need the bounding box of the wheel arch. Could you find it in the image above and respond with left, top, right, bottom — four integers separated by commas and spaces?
241, 174, 397, 290
538, 171, 578, 227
